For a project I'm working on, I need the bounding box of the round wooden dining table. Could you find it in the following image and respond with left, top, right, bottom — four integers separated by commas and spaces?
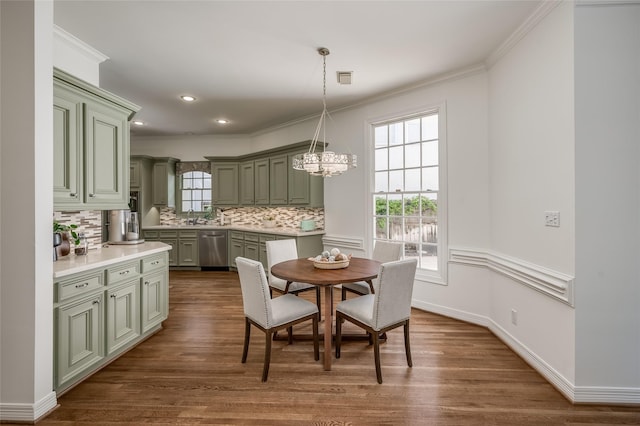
270, 257, 381, 370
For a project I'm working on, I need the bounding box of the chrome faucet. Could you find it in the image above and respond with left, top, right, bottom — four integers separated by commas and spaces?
186, 209, 194, 225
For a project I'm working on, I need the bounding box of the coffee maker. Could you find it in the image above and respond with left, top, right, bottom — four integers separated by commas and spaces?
108, 209, 144, 244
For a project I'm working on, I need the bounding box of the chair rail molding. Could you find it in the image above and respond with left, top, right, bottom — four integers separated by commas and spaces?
322, 235, 364, 252
448, 247, 575, 306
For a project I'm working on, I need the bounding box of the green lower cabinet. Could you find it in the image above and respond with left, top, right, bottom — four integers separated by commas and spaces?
141, 270, 168, 333
55, 292, 104, 389
54, 251, 169, 393
106, 280, 141, 355
229, 237, 244, 268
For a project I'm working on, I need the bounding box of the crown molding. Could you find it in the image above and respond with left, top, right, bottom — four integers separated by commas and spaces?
485, 0, 563, 68
54, 25, 109, 64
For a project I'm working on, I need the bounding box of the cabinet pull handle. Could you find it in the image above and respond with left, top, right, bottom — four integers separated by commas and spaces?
69, 193, 77, 197
89, 193, 96, 198
75, 282, 89, 288
93, 300, 99, 305
144, 281, 150, 285
110, 294, 116, 298
119, 270, 130, 275
151, 260, 159, 265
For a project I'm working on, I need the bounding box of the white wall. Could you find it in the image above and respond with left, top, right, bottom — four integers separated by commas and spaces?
486, 2, 576, 386
0, 0, 57, 421
574, 3, 640, 394
131, 134, 253, 161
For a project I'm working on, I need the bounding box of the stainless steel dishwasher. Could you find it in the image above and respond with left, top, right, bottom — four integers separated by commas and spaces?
198, 230, 228, 269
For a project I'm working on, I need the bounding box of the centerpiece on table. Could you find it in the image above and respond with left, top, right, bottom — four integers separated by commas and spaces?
309, 247, 351, 269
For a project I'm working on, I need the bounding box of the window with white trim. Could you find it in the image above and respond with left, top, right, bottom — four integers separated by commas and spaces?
372, 111, 444, 275
180, 171, 212, 212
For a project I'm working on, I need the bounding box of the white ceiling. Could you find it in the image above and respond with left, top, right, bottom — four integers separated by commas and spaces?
53, 0, 542, 138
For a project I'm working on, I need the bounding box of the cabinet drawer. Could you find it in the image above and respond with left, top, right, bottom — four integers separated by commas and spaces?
106, 261, 141, 285
143, 230, 159, 239
259, 234, 276, 244
244, 232, 260, 242
159, 230, 178, 238
57, 272, 104, 302
142, 253, 167, 273
178, 229, 198, 238
230, 231, 244, 240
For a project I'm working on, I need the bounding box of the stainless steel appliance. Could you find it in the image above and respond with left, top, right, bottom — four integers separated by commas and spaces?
198, 230, 228, 269
108, 209, 144, 245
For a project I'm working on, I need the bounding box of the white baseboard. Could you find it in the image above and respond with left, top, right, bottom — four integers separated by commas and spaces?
0, 391, 57, 422
411, 300, 640, 405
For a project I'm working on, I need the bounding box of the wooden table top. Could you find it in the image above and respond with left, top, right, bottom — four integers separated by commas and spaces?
270, 257, 381, 286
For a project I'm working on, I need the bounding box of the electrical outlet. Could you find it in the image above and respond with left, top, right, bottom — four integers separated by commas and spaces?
511, 309, 518, 326
544, 211, 560, 227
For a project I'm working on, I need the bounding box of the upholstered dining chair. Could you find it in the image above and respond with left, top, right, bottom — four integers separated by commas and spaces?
335, 258, 417, 384
236, 257, 319, 382
341, 241, 403, 300
266, 239, 322, 320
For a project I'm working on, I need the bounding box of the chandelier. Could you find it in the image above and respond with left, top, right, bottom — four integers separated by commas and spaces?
292, 47, 356, 177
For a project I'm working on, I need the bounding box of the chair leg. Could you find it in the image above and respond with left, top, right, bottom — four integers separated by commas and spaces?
262, 330, 273, 382
315, 286, 322, 321
312, 313, 319, 361
335, 314, 342, 359
341, 286, 347, 300
373, 331, 382, 384
287, 326, 293, 344
242, 318, 251, 363
404, 320, 412, 367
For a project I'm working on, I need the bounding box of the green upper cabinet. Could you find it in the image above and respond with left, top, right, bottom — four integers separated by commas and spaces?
269, 155, 288, 205
206, 141, 324, 207
288, 152, 324, 207
239, 161, 255, 205
53, 68, 139, 211
254, 158, 270, 205
212, 162, 239, 205
153, 158, 178, 207
130, 159, 141, 189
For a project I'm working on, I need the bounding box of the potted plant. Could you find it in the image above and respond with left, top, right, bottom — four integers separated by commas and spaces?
53, 221, 80, 257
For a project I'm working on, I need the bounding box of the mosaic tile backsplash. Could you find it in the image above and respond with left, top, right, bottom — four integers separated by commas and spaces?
53, 210, 103, 249
53, 207, 324, 252
159, 206, 324, 229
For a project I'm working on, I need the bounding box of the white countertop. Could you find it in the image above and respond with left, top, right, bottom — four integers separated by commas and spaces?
53, 241, 171, 279
143, 224, 325, 237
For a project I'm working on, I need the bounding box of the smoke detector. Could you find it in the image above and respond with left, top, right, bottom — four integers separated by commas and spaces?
337, 71, 353, 85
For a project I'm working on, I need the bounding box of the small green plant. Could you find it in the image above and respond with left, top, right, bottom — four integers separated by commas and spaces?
264, 215, 275, 221
53, 221, 80, 245
203, 205, 214, 220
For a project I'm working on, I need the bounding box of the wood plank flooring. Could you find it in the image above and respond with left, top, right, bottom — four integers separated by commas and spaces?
37, 270, 639, 425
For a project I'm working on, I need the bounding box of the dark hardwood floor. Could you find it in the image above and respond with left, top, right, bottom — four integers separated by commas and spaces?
36, 270, 639, 425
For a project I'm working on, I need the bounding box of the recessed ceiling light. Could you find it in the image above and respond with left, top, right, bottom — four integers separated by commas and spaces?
132, 120, 144, 126
180, 95, 196, 102
216, 119, 229, 124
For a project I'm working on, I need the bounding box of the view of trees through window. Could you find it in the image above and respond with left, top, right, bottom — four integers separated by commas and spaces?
181, 171, 212, 212
373, 112, 439, 271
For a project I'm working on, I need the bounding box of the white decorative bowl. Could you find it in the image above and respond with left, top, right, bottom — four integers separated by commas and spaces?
312, 259, 350, 269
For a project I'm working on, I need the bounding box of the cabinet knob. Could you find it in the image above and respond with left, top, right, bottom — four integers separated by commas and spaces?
110, 294, 116, 298
89, 193, 96, 198
144, 281, 149, 285
92, 300, 99, 305
69, 193, 77, 197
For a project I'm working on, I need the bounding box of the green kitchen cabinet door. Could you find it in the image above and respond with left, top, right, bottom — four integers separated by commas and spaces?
106, 280, 141, 355
254, 158, 270, 205
178, 238, 199, 266
130, 159, 141, 189
212, 163, 239, 205
269, 155, 288, 205
158, 238, 178, 266
53, 86, 83, 208
141, 270, 168, 333
55, 293, 104, 389
229, 236, 244, 269
288, 154, 324, 206
84, 99, 130, 209
239, 161, 255, 205
153, 158, 177, 207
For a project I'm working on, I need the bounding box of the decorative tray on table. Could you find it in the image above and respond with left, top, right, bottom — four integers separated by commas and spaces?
309, 248, 351, 269
311, 259, 350, 269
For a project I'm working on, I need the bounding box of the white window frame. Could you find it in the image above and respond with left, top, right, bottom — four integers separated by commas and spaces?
179, 170, 212, 214
366, 103, 448, 285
